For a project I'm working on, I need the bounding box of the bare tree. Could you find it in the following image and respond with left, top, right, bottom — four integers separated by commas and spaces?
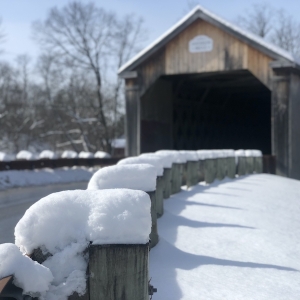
236, 3, 274, 38
32, 2, 145, 153
270, 10, 300, 56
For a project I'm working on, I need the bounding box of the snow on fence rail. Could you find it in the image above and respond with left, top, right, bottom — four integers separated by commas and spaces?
0, 149, 273, 300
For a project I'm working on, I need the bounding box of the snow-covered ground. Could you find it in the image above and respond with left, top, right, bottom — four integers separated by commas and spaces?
150, 174, 300, 300
0, 167, 97, 190
1, 172, 299, 299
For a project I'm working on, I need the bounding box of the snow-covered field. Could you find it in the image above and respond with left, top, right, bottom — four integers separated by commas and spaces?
150, 174, 300, 300
0, 167, 97, 190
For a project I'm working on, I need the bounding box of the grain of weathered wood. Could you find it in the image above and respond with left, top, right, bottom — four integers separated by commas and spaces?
89, 244, 149, 300
146, 191, 159, 248
186, 161, 199, 187
156, 176, 164, 217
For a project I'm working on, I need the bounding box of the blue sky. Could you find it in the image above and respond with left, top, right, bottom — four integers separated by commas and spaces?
1, 0, 300, 62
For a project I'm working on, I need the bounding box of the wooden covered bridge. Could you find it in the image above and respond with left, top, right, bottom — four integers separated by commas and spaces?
118, 6, 300, 180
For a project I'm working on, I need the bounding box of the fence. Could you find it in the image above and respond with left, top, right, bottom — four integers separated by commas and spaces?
0, 150, 275, 300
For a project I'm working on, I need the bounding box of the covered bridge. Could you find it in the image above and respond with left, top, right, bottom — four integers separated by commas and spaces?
118, 6, 300, 180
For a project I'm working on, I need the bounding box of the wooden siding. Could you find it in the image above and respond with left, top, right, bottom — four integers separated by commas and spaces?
135, 19, 274, 92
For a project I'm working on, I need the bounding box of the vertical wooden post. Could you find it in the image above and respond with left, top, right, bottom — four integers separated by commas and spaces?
146, 191, 159, 248
246, 157, 254, 174
226, 157, 236, 179
89, 244, 149, 300
171, 163, 181, 194
162, 168, 172, 199
204, 159, 217, 184
125, 78, 140, 156
156, 176, 164, 217
216, 158, 225, 180
271, 69, 290, 177
237, 157, 246, 176
198, 160, 205, 182
186, 161, 199, 187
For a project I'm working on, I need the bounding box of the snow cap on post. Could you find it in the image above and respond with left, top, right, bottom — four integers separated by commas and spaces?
179, 150, 198, 161
15, 189, 151, 255
156, 150, 186, 163
140, 153, 172, 168
251, 150, 262, 157
79, 151, 94, 158
222, 149, 235, 158
39, 150, 57, 159
117, 156, 164, 176
0, 152, 15, 162
16, 150, 35, 160
87, 164, 157, 192
61, 150, 78, 158
235, 149, 246, 157
94, 151, 111, 158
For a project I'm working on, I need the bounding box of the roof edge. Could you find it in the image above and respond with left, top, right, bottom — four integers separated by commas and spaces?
118, 5, 300, 76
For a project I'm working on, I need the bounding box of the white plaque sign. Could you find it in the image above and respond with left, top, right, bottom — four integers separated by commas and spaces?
189, 35, 213, 53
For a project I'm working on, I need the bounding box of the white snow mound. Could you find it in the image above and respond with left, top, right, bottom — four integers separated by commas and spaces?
16, 150, 35, 160
117, 156, 164, 176
61, 150, 78, 158
180, 150, 198, 161
87, 164, 157, 191
15, 189, 151, 254
39, 150, 57, 160
94, 151, 111, 158
0, 243, 53, 294
156, 150, 186, 163
140, 153, 172, 168
0, 152, 15, 161
78, 151, 94, 159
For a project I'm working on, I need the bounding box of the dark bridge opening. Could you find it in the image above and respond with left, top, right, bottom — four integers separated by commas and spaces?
140, 70, 271, 154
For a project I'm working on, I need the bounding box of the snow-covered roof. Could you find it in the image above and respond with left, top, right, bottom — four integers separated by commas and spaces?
119, 5, 300, 75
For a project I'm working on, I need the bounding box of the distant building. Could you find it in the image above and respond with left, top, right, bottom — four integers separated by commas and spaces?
119, 5, 300, 179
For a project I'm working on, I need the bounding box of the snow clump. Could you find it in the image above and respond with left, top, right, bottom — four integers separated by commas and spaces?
61, 150, 78, 158
117, 156, 164, 176
87, 164, 157, 191
0, 243, 53, 295
78, 151, 94, 158
180, 150, 198, 161
39, 150, 57, 160
156, 150, 186, 164
15, 189, 151, 299
0, 151, 15, 161
139, 153, 172, 168
16, 150, 35, 160
94, 151, 111, 158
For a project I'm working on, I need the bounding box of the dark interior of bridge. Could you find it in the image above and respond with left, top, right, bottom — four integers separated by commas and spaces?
168, 70, 271, 154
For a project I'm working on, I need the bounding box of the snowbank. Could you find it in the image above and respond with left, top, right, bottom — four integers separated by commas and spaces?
61, 150, 78, 159
39, 150, 57, 160
78, 151, 94, 158
0, 243, 53, 294
94, 151, 111, 158
87, 164, 157, 191
0, 167, 97, 190
16, 150, 35, 161
118, 156, 164, 176
15, 189, 151, 299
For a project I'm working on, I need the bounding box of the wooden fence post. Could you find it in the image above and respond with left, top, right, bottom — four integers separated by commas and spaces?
156, 176, 164, 217
226, 157, 236, 179
146, 191, 159, 248
186, 161, 199, 187
89, 244, 149, 300
171, 163, 181, 194
204, 158, 217, 184
162, 168, 172, 199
